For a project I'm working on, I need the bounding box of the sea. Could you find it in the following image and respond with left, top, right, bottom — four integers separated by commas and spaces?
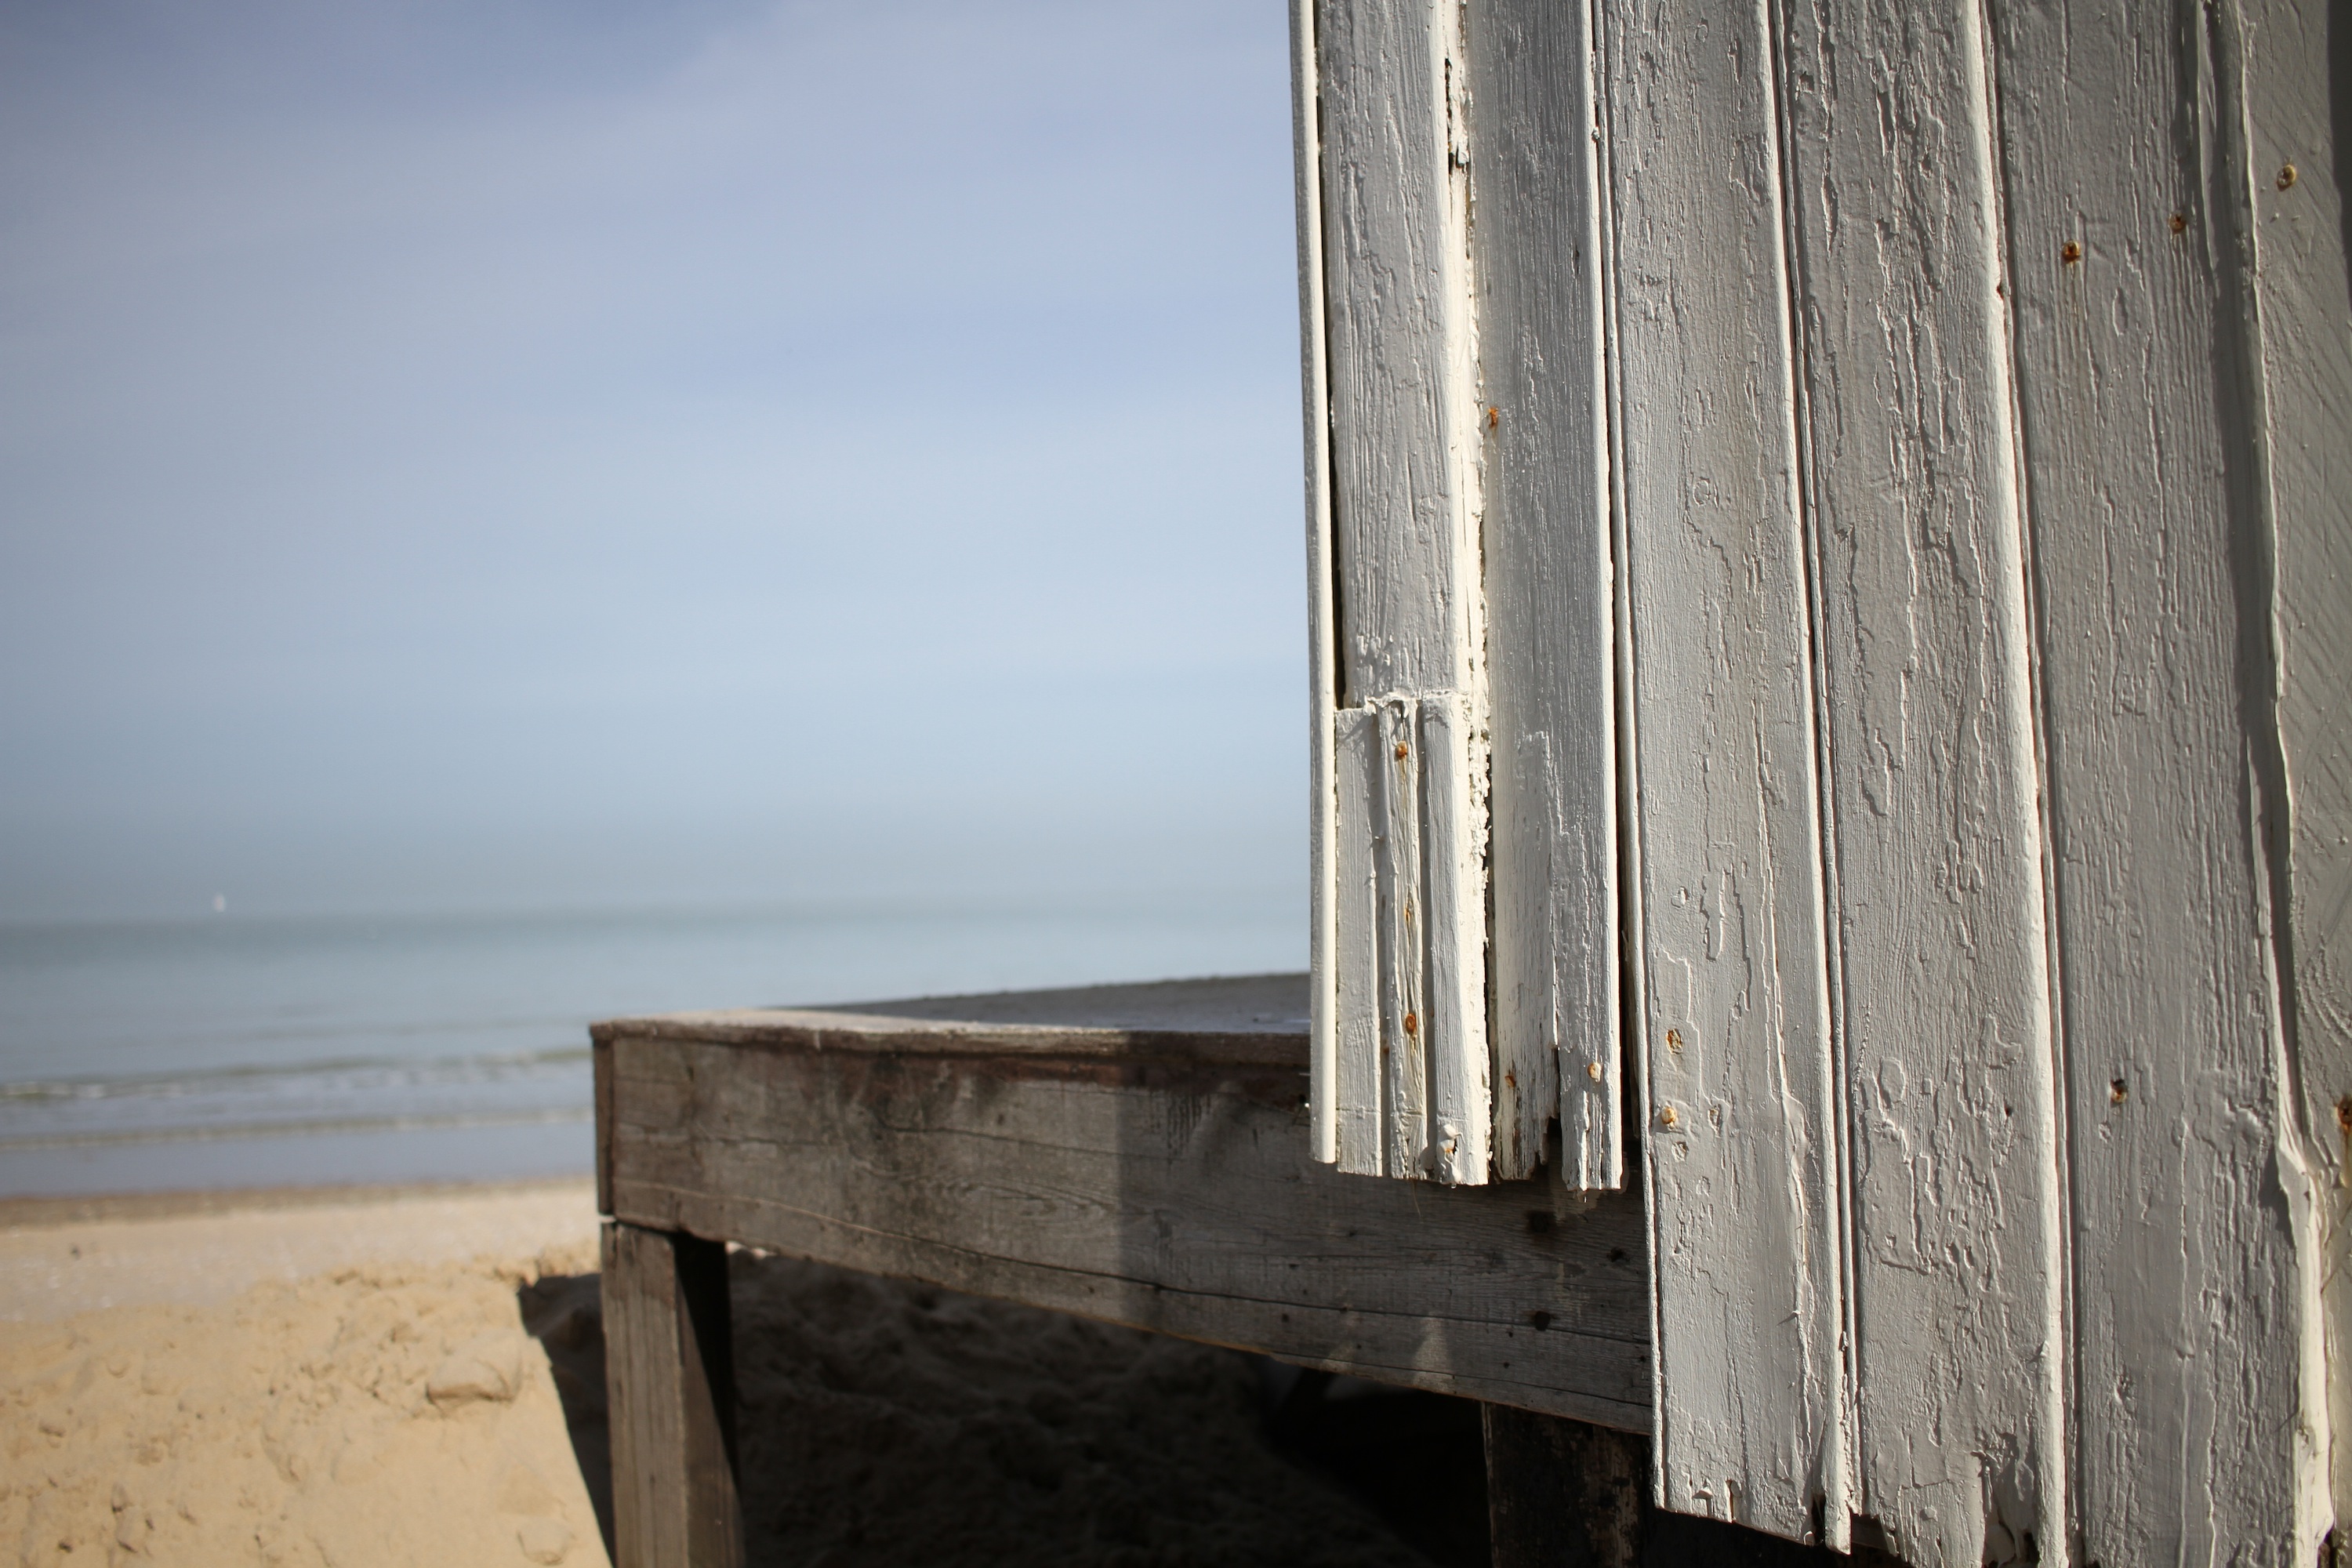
0, 898, 1301, 1197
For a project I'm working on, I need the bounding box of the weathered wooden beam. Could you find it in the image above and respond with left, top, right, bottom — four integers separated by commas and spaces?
1771, 5, 2066, 1562
1592, 0, 1847, 1543
593, 977, 1650, 1432
601, 1221, 742, 1568
2234, 0, 2352, 1527
1468, 0, 1621, 1192
1310, 0, 1493, 1184
1994, 1, 2328, 1559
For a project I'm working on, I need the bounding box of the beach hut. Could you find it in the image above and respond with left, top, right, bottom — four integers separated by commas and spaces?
593, 1, 2352, 1562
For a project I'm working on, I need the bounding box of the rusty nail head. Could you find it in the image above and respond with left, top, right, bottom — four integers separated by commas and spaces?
2062, 241, 2082, 265
1402, 1011, 1418, 1036
2279, 162, 2298, 191
1393, 741, 1408, 760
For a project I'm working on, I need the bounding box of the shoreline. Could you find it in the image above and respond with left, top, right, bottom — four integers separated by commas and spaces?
0, 1171, 595, 1232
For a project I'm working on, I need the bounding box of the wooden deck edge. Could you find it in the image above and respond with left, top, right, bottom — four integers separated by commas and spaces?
612, 1175, 1650, 1435
599, 1027, 1653, 1435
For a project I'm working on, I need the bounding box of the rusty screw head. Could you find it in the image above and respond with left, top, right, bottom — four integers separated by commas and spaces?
2169, 212, 2188, 234
2061, 241, 2082, 266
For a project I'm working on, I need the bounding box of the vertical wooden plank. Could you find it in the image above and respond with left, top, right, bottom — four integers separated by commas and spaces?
1469, 0, 1621, 1190
1292, 0, 1342, 1171
1483, 1405, 1646, 1568
603, 1221, 742, 1568
1334, 706, 1386, 1174
594, 1033, 615, 1217
1316, 0, 1480, 711
1989, 1, 2323, 1559
1422, 691, 1492, 1185
1772, 2, 2066, 1561
2234, 0, 2352, 1526
1594, 0, 1849, 1544
1376, 696, 1432, 1178
1313, 0, 1492, 1185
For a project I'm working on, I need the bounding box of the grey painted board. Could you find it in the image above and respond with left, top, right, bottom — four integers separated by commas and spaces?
1421, 691, 1494, 1184
1594, 0, 1849, 1544
1333, 710, 1387, 1172
1469, 0, 1621, 1191
1311, 0, 1494, 1185
1374, 695, 1433, 1177
1316, 0, 1480, 710
1293, 0, 1343, 1171
599, 1024, 1652, 1432
1991, 0, 2326, 1558
2238, 0, 2352, 1525
1773, 3, 2065, 1562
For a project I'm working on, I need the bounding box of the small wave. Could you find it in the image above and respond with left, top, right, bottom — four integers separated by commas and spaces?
0, 1106, 593, 1151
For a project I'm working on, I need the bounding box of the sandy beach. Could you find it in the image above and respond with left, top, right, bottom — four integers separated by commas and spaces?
0, 1181, 1460, 1566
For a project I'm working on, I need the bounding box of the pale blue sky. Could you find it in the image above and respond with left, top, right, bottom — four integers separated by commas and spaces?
0, 0, 1308, 920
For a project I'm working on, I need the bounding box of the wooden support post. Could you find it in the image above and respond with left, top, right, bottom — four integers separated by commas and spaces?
602, 1221, 742, 1568
1483, 1407, 1893, 1568
1483, 1405, 1643, 1568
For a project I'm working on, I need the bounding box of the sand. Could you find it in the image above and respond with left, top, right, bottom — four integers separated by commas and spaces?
2, 1183, 608, 1567
0, 1182, 1450, 1567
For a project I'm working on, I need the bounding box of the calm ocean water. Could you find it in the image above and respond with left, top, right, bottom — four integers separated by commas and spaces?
0, 899, 1301, 1196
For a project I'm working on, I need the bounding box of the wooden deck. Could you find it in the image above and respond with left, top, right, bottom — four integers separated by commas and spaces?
593, 973, 1651, 1564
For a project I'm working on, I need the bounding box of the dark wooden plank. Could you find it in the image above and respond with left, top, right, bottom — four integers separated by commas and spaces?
593, 1033, 615, 1217
1483, 1404, 1644, 1568
602, 1221, 742, 1568
601, 1021, 1650, 1432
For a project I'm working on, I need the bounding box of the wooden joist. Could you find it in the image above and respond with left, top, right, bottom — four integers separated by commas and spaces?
594, 975, 1651, 1437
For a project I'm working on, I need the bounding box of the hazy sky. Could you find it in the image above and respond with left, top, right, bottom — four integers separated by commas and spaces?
0, 0, 1308, 919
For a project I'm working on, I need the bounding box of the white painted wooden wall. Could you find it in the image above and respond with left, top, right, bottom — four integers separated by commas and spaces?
1293, 0, 2350, 1559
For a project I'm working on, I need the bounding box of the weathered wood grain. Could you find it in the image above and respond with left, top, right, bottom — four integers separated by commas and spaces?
1421, 691, 1492, 1184
1773, 2, 2065, 1561
1374, 696, 1432, 1177
612, 973, 1311, 1067
1594, 0, 1849, 1543
1293, 0, 1343, 1171
602, 1221, 742, 1568
1468, 0, 1621, 1190
1312, 0, 1494, 1184
598, 1016, 1652, 1432
1316, 0, 1480, 710
1991, 1, 2324, 1558
2237, 0, 2352, 1524
1333, 712, 1387, 1172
